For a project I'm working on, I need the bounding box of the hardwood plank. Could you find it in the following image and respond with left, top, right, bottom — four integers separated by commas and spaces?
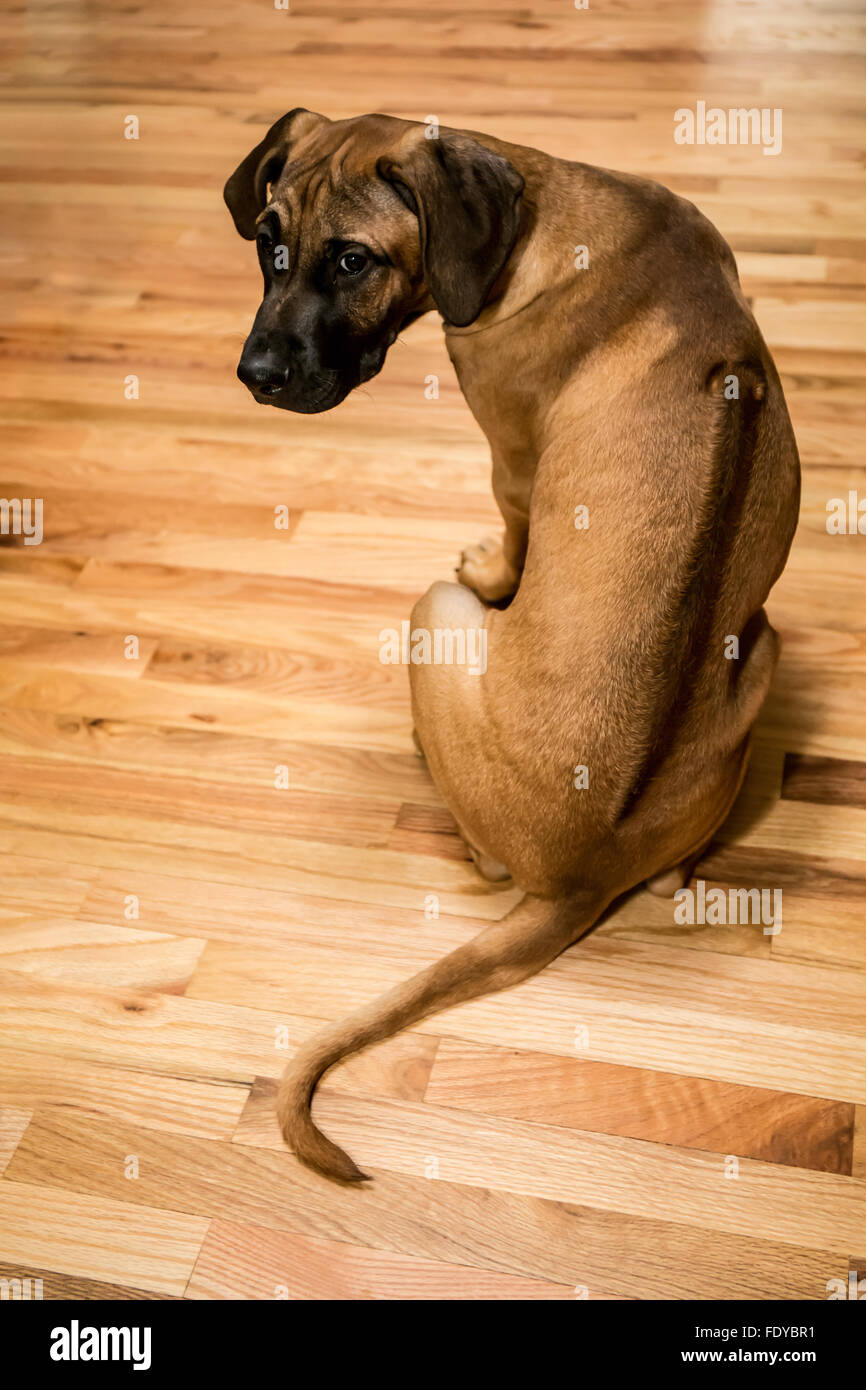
781, 753, 866, 809
183, 936, 866, 1105
696, 843, 866, 900
0, 970, 437, 1100
0, 920, 205, 992
595, 877, 774, 959
423, 1040, 854, 1174
0, 1179, 208, 1297
0, 823, 521, 918
0, 1260, 181, 1301
0, 1109, 31, 1177
0, 1048, 248, 1141
0, 708, 440, 804
78, 869, 486, 958
4, 1109, 846, 1300
233, 1093, 866, 1252
0, 755, 399, 851
388, 801, 472, 861
770, 899, 866, 972
0, 626, 157, 679
187, 1219, 577, 1300
853, 1110, 866, 1181
0, 854, 93, 916
0, 659, 412, 750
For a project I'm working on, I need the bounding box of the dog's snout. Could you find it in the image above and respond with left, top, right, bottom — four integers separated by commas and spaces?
237, 349, 290, 396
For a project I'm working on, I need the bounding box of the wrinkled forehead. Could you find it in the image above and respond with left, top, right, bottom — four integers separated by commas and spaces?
266, 119, 412, 251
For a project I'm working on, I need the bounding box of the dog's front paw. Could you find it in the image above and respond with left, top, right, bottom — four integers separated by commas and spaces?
457, 535, 520, 603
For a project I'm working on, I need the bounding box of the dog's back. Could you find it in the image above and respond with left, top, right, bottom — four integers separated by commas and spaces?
438, 148, 800, 894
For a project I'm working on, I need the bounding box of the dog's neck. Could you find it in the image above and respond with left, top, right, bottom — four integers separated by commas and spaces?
447, 159, 590, 337
442, 153, 624, 459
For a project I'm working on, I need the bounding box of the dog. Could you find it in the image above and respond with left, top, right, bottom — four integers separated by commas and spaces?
224, 110, 800, 1182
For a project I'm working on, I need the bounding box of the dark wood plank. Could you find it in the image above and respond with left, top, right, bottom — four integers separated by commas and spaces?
425, 1039, 855, 1174
782, 753, 866, 809
0, 1260, 182, 1301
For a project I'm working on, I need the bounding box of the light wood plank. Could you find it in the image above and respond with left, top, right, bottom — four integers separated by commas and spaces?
0, 1179, 208, 1297
187, 1219, 578, 1300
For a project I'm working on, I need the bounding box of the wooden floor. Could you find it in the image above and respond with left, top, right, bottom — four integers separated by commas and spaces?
0, 0, 864, 1301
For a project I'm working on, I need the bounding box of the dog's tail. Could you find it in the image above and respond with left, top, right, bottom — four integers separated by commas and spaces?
276, 886, 609, 1183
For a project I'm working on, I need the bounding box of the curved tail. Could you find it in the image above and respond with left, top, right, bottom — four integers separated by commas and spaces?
276, 886, 609, 1183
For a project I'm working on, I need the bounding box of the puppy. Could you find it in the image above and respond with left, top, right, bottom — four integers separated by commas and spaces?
225, 110, 800, 1182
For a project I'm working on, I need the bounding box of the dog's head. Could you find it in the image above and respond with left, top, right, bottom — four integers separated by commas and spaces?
224, 111, 524, 413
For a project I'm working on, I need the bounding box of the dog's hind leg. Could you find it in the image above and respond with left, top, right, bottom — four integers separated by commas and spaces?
467, 839, 512, 883
410, 580, 508, 875
645, 834, 715, 896
645, 860, 696, 897
415, 711, 510, 879
644, 605, 781, 897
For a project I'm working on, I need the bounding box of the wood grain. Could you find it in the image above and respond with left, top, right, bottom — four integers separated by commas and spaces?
781, 753, 866, 808
0, 1180, 208, 1297
186, 1220, 580, 1300
0, 0, 863, 1300
5, 1108, 850, 1301
424, 1040, 855, 1173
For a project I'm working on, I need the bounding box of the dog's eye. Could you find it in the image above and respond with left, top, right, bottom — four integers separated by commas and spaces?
337, 250, 368, 276
257, 230, 275, 256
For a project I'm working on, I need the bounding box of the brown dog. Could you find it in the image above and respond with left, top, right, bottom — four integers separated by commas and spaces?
224, 110, 800, 1182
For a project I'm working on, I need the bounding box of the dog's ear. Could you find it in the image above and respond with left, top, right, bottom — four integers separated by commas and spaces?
224, 108, 326, 238
377, 133, 524, 327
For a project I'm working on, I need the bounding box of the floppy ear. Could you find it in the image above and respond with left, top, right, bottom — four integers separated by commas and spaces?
377, 134, 524, 326
223, 108, 326, 239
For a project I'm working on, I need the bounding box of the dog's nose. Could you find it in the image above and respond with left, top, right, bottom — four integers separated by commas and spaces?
237, 351, 289, 396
